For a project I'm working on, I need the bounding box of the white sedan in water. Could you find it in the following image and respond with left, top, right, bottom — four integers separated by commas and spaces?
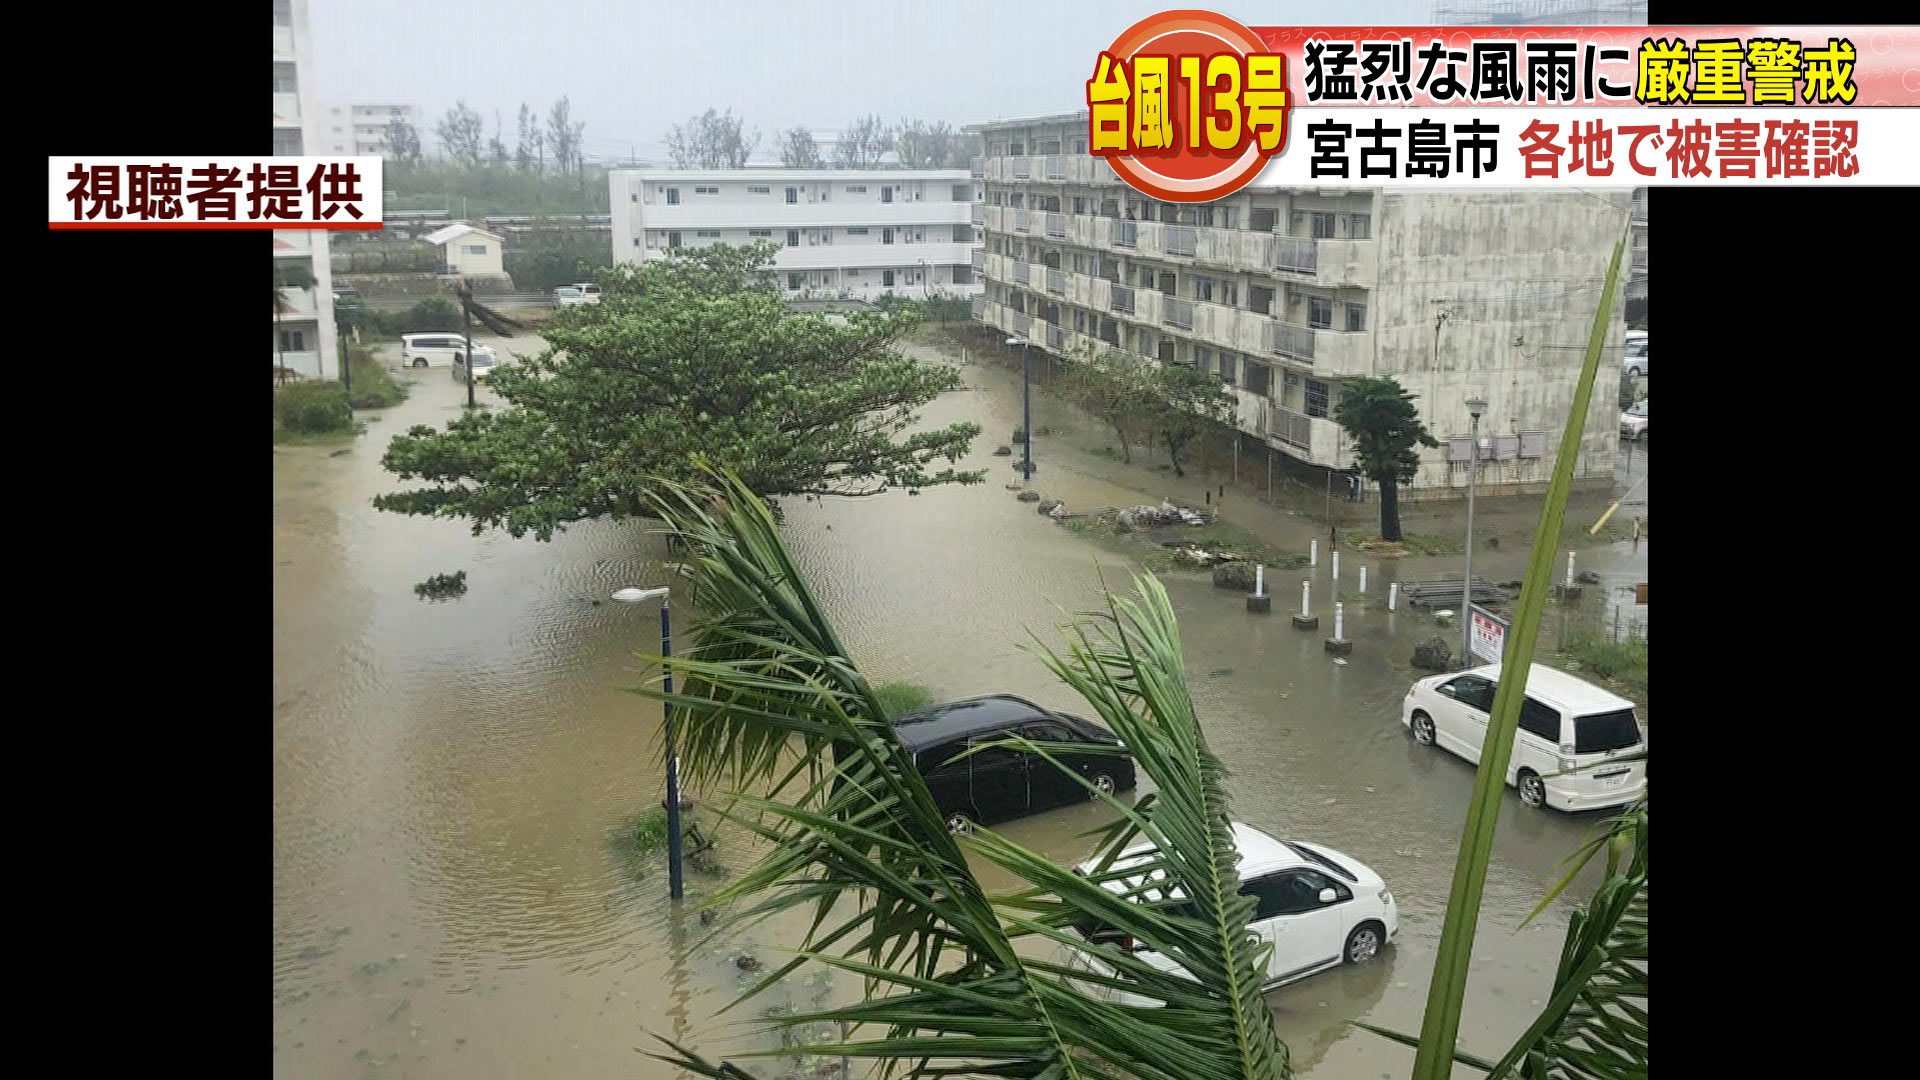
1064, 822, 1397, 1006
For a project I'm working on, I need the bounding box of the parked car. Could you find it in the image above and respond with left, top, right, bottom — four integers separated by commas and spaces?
1064, 821, 1397, 1005
553, 283, 602, 307
1622, 337, 1649, 379
1401, 663, 1646, 812
892, 694, 1136, 834
400, 332, 482, 369
451, 345, 497, 383
1620, 399, 1647, 442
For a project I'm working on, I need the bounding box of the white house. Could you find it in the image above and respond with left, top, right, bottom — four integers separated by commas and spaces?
271, 0, 334, 378
424, 222, 506, 277
608, 169, 983, 303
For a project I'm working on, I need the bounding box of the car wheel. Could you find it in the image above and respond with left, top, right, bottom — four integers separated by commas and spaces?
1517, 769, 1547, 809
1410, 711, 1436, 746
411, 358, 427, 368
946, 811, 975, 835
1637, 429, 1648, 444
1090, 772, 1116, 799
1344, 923, 1384, 965
1627, 366, 1641, 378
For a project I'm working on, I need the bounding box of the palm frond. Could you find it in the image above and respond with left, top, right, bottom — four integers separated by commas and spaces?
626, 463, 1287, 1080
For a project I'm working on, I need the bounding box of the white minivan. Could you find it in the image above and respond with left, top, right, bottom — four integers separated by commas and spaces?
1402, 663, 1645, 812
450, 345, 497, 383
400, 333, 483, 369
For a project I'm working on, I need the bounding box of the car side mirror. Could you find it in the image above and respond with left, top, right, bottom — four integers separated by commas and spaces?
1318, 888, 1337, 904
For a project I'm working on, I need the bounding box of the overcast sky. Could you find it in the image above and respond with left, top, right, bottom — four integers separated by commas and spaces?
311, 0, 1436, 160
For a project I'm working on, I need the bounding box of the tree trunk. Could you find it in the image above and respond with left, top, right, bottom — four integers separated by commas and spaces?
1107, 417, 1132, 463
1378, 476, 1402, 542
1165, 435, 1185, 477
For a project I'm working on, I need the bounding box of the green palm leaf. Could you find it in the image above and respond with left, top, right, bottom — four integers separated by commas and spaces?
623, 463, 1287, 1080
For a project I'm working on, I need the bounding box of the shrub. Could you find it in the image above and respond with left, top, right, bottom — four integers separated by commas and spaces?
872, 681, 937, 717
275, 380, 353, 434
346, 346, 408, 409
405, 294, 463, 333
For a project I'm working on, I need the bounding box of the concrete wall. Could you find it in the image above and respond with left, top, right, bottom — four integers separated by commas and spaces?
1373, 190, 1630, 495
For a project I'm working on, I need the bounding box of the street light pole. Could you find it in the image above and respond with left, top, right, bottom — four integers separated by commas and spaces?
1006, 335, 1033, 482
1461, 395, 1487, 666
613, 585, 684, 901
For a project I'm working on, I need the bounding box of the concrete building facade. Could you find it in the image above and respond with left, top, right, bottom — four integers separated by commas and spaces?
271, 0, 335, 379
968, 113, 1628, 496
318, 102, 419, 157
609, 169, 982, 303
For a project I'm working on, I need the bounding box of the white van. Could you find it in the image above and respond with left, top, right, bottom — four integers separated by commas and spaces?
400, 333, 483, 369
450, 345, 497, 383
1401, 663, 1645, 812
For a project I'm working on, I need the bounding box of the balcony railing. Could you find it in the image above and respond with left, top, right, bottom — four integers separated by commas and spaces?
1163, 297, 1194, 329
971, 295, 986, 320
1110, 284, 1135, 314
971, 204, 985, 225
1044, 156, 1067, 180
971, 250, 986, 271
1164, 226, 1197, 256
1046, 324, 1066, 349
1014, 262, 1031, 284
1047, 268, 1066, 294
1270, 405, 1314, 450
1273, 237, 1318, 273
1111, 219, 1138, 248
1012, 156, 1032, 179
1013, 311, 1031, 336
1045, 213, 1066, 238
1268, 321, 1316, 360
1014, 210, 1031, 233
970, 156, 985, 178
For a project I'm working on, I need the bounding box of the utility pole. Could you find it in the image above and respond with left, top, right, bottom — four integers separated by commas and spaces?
462, 279, 477, 410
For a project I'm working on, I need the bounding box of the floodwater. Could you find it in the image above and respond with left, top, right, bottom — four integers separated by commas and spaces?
273, 333, 1647, 1079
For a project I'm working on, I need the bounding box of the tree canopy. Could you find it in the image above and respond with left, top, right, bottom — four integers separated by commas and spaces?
374, 242, 983, 540
1333, 375, 1440, 541
666, 108, 760, 168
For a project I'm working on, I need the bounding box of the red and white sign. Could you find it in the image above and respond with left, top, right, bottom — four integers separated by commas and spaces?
48, 157, 385, 230
1469, 605, 1508, 665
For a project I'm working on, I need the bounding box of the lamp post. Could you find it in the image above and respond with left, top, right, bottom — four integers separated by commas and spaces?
1007, 335, 1032, 482
613, 585, 684, 901
1461, 395, 1487, 666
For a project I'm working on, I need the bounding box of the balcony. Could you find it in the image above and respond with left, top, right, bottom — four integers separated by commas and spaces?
1111, 219, 1138, 248
1046, 324, 1066, 349
1271, 236, 1377, 287
972, 204, 985, 225
1046, 268, 1066, 295
1267, 321, 1376, 376
272, 92, 301, 125
1045, 212, 1066, 238
274, 287, 319, 321
971, 249, 986, 272
1014, 210, 1031, 233
1012, 311, 1031, 336
1013, 262, 1031, 285
1044, 156, 1067, 180
1164, 226, 1197, 256
1163, 296, 1194, 330
1110, 284, 1135, 315
638, 201, 972, 229
971, 295, 986, 320
970, 156, 985, 178
1268, 405, 1346, 466
1012, 156, 1032, 180
273, 25, 295, 59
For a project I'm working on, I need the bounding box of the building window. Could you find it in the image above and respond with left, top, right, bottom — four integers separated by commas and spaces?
272, 130, 302, 156
633, 237, 642, 247
272, 0, 292, 26
1071, 197, 1088, 214
463, 244, 487, 255
787, 229, 800, 246
1194, 347, 1211, 373
1305, 378, 1330, 417
1218, 353, 1238, 385
272, 63, 297, 93
665, 187, 680, 205
1307, 297, 1334, 329
1345, 303, 1368, 332
883, 270, 896, 287
788, 273, 804, 290
1345, 214, 1371, 239
694, 185, 719, 195
844, 184, 867, 194
695, 230, 721, 238
1311, 212, 1336, 239
847, 226, 869, 235
1245, 361, 1272, 396
279, 329, 305, 351
747, 185, 770, 194
748, 228, 772, 237
630, 192, 638, 202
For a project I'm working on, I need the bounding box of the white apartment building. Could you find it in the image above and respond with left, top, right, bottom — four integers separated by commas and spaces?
318, 102, 418, 157
608, 170, 982, 302
968, 113, 1628, 496
271, 0, 335, 379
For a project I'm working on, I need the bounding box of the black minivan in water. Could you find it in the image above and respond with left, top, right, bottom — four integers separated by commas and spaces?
892, 695, 1137, 833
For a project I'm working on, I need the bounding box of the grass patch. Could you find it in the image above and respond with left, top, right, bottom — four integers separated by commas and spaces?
346, 346, 409, 409
1552, 630, 1648, 699
1348, 532, 1461, 557
632, 805, 670, 856
873, 681, 937, 717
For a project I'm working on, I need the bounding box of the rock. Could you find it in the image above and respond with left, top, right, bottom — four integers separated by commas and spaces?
1049, 503, 1069, 519
1212, 561, 1258, 592
1576, 570, 1603, 585
736, 954, 763, 972
1016, 490, 1041, 502
1036, 498, 1062, 515
1034, 426, 1052, 437
992, 445, 1012, 456
1011, 428, 1027, 443
1411, 636, 1452, 671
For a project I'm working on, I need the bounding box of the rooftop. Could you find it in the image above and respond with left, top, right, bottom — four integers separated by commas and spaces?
1464, 662, 1635, 713
966, 110, 1090, 134
611, 167, 969, 182
423, 221, 504, 246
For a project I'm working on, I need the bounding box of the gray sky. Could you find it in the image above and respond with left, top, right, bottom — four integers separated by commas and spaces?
312, 0, 1434, 161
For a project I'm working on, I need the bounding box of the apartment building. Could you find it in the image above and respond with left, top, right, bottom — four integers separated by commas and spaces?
608, 170, 982, 302
318, 102, 418, 157
968, 113, 1627, 496
271, 0, 335, 379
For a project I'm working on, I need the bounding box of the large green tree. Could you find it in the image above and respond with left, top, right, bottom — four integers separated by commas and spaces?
1333, 376, 1440, 542
374, 242, 982, 539
1152, 362, 1237, 477
1066, 346, 1159, 464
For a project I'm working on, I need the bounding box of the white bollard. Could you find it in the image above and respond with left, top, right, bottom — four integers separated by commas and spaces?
1566, 550, 1576, 587
1358, 566, 1367, 594
1255, 564, 1265, 597
1388, 581, 1399, 611
1334, 602, 1345, 641
1332, 551, 1340, 582
1310, 539, 1318, 567
1300, 579, 1311, 616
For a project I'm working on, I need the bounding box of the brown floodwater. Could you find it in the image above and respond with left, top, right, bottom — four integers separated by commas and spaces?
273, 334, 1645, 1079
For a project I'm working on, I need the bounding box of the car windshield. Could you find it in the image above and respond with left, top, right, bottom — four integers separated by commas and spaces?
1283, 841, 1357, 882
1628, 402, 1646, 417
1574, 708, 1642, 754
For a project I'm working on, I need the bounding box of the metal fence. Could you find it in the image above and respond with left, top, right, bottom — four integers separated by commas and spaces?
1273, 236, 1317, 273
